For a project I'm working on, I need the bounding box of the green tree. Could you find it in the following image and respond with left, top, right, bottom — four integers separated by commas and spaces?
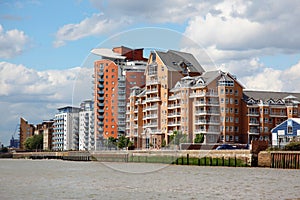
170, 131, 188, 145
24, 134, 43, 150
117, 135, 133, 149
107, 137, 117, 149
194, 133, 204, 143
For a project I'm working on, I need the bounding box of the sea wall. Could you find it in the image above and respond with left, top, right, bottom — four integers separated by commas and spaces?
258, 151, 300, 169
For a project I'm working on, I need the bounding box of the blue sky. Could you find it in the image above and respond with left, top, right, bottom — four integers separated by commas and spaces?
1, 0, 300, 145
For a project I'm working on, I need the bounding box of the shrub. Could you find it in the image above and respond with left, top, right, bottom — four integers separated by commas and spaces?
284, 142, 300, 151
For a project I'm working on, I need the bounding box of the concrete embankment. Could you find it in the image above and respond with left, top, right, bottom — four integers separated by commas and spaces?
11, 150, 252, 166
91, 150, 252, 167
12, 151, 91, 161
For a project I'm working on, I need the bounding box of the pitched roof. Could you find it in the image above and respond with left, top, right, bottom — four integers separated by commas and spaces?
156, 50, 205, 73
243, 90, 300, 101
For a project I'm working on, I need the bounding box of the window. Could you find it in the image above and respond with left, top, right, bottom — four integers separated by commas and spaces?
220, 89, 224, 94
235, 118, 239, 123
112, 69, 115, 72
112, 75, 115, 78
235, 99, 238, 105
288, 126, 293, 134
112, 125, 115, 128
235, 136, 239, 142
235, 126, 239, 132
235, 108, 238, 114
264, 127, 269, 133
221, 98, 224, 104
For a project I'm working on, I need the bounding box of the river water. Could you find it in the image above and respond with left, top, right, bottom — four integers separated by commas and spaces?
0, 159, 299, 200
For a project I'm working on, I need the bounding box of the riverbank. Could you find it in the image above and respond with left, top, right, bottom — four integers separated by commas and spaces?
9, 149, 252, 167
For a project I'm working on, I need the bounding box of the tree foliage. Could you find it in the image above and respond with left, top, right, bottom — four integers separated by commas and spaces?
284, 142, 300, 151
24, 134, 43, 150
194, 133, 204, 143
170, 131, 188, 145
117, 136, 133, 149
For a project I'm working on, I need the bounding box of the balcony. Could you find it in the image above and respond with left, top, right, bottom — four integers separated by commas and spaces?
194, 129, 220, 134
248, 130, 260, 135
98, 90, 104, 95
195, 101, 219, 106
98, 109, 104, 113
269, 112, 287, 117
194, 120, 220, 125
146, 88, 158, 94
98, 97, 104, 101
146, 79, 160, 85
247, 112, 260, 117
118, 83, 125, 88
190, 92, 218, 98
195, 110, 220, 116
168, 95, 180, 100
144, 122, 158, 127
98, 84, 104, 89
249, 120, 259, 126
98, 72, 104, 76
167, 112, 181, 118
145, 97, 161, 102
98, 103, 104, 107
143, 114, 158, 120
145, 105, 158, 111
167, 104, 181, 109
98, 78, 104, 83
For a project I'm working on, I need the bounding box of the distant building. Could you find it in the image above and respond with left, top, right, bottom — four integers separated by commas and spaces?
52, 106, 80, 151
91, 46, 147, 150
9, 136, 19, 148
79, 100, 94, 151
271, 118, 300, 147
19, 117, 35, 150
35, 120, 54, 150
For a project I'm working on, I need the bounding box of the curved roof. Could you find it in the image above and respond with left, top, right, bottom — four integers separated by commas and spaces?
91, 48, 126, 59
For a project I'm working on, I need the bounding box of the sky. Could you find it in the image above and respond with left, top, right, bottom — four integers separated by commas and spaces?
1, 0, 300, 145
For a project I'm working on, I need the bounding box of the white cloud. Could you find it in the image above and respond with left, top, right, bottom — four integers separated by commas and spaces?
184, 0, 300, 60
53, 13, 130, 47
90, 0, 218, 24
0, 61, 93, 144
0, 25, 29, 58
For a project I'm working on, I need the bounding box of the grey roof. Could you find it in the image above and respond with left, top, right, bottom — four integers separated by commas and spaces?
156, 50, 205, 73
243, 90, 300, 101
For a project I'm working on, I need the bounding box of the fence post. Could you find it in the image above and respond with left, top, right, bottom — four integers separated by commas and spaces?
187, 154, 189, 165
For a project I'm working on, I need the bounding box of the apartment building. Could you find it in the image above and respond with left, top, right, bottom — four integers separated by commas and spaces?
52, 106, 80, 151
35, 120, 54, 150
126, 50, 205, 148
79, 100, 94, 151
241, 91, 300, 143
19, 117, 35, 150
91, 46, 147, 150
126, 49, 300, 149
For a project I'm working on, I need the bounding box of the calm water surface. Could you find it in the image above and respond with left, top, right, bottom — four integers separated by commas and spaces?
0, 159, 299, 200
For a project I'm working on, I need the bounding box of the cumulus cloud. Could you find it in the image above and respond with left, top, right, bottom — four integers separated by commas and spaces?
0, 25, 29, 58
0, 61, 93, 144
0, 62, 93, 103
90, 0, 218, 24
184, 0, 300, 56
53, 13, 130, 47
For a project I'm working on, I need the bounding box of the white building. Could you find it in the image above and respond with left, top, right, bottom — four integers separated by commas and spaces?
79, 100, 94, 151
53, 106, 80, 151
